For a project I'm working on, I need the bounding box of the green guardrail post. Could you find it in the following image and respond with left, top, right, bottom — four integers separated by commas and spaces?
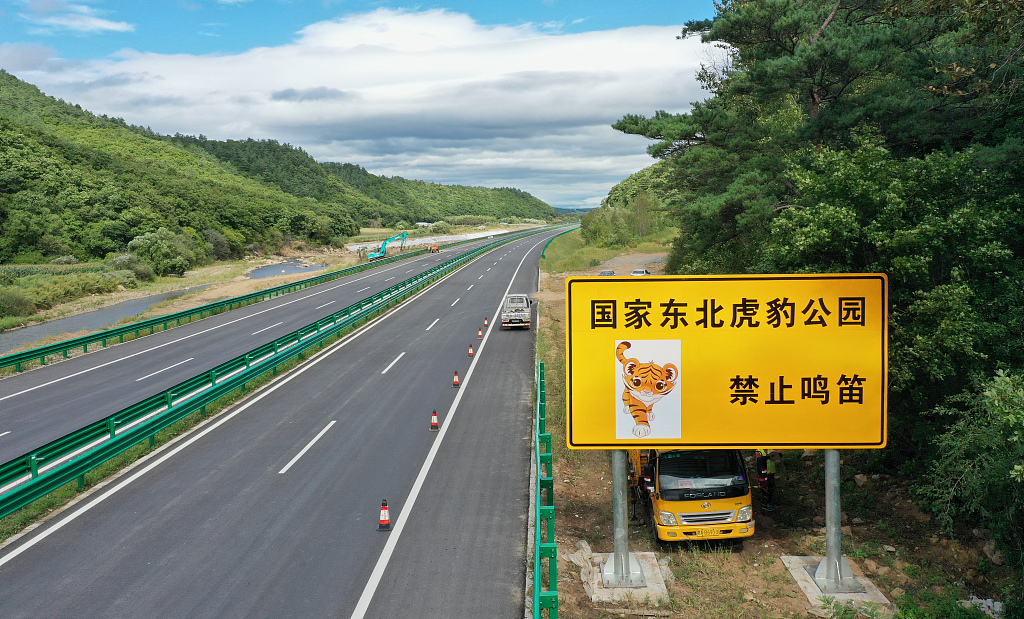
149, 435, 155, 448
30, 455, 39, 479
15, 362, 20, 372
166, 391, 174, 410
77, 474, 85, 489
210, 370, 217, 385
108, 418, 116, 438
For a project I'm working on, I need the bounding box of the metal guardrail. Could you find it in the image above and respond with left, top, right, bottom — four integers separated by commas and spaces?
0, 250, 425, 374
539, 226, 580, 259
0, 230, 544, 520
532, 361, 558, 617
0, 226, 541, 374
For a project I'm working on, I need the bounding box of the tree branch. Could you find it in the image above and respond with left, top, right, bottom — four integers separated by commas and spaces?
810, 0, 842, 44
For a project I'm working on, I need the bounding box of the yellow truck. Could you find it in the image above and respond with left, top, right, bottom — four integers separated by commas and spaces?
629, 449, 755, 543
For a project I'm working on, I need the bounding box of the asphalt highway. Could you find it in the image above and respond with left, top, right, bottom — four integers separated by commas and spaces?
0, 228, 562, 618
0, 232, 541, 464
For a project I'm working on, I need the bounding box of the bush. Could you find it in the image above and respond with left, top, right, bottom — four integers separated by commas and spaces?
106, 253, 155, 282
0, 288, 36, 317
127, 228, 196, 276
203, 229, 234, 260
110, 270, 139, 289
449, 215, 497, 226
50, 255, 79, 265
919, 370, 1024, 602
430, 221, 452, 234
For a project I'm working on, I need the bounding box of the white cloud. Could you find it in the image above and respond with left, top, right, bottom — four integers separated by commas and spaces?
12, 8, 707, 208
0, 42, 58, 71
19, 1, 134, 33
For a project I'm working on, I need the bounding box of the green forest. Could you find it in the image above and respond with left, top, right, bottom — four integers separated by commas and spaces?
0, 70, 555, 268
590, 0, 1024, 607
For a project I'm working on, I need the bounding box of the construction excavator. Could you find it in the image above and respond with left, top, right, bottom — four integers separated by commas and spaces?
366, 231, 407, 260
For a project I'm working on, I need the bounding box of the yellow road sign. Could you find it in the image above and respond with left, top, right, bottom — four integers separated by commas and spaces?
565, 274, 887, 449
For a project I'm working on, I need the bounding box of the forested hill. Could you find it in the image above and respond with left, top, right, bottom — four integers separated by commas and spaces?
167, 140, 556, 226
0, 70, 553, 264
0, 70, 368, 263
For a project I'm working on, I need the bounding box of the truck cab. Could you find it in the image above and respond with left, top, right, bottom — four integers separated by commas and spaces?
500, 294, 532, 329
632, 449, 754, 543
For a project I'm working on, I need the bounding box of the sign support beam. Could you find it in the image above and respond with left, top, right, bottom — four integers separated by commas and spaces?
813, 449, 865, 593
601, 450, 645, 587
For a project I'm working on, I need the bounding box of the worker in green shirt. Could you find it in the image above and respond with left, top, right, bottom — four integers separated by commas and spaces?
756, 448, 780, 512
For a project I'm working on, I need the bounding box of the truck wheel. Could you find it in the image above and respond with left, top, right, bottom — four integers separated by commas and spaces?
645, 504, 659, 541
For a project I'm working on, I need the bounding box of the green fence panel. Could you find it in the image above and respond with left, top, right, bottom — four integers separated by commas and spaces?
533, 361, 558, 618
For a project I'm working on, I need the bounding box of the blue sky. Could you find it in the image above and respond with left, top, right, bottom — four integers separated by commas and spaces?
0, 1, 719, 209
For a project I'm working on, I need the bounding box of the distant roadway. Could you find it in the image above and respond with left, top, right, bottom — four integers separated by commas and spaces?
0, 228, 563, 618
0, 233, 531, 462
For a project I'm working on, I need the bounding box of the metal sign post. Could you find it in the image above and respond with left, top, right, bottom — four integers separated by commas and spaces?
813, 449, 865, 592
602, 450, 646, 587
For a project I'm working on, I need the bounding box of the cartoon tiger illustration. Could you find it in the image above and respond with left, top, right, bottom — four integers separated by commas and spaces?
617, 341, 679, 438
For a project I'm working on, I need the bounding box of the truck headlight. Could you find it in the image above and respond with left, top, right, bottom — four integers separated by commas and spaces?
658, 511, 678, 526
737, 506, 752, 522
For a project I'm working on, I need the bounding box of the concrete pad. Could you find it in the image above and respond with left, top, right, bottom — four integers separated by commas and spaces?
583, 552, 668, 606
782, 556, 896, 616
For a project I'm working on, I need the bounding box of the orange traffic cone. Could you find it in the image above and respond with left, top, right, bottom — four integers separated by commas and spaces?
468, 344, 474, 358
429, 410, 439, 432
377, 499, 391, 531
484, 317, 489, 327
477, 328, 483, 339
453, 371, 460, 388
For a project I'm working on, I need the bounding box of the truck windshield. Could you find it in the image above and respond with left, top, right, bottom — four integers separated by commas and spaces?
657, 450, 748, 501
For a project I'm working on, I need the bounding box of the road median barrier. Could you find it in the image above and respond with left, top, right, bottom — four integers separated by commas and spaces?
0, 227, 550, 376
0, 227, 565, 521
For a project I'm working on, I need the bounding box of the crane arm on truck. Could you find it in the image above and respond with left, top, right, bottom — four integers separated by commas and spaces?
367, 231, 407, 260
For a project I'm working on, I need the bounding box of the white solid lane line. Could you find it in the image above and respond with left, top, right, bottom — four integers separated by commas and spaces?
425, 319, 439, 331
316, 301, 335, 310
0, 272, 444, 570
0, 259, 416, 403
278, 421, 337, 474
135, 358, 194, 382
381, 352, 406, 375
450, 298, 460, 307
251, 321, 284, 336
348, 231, 553, 619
